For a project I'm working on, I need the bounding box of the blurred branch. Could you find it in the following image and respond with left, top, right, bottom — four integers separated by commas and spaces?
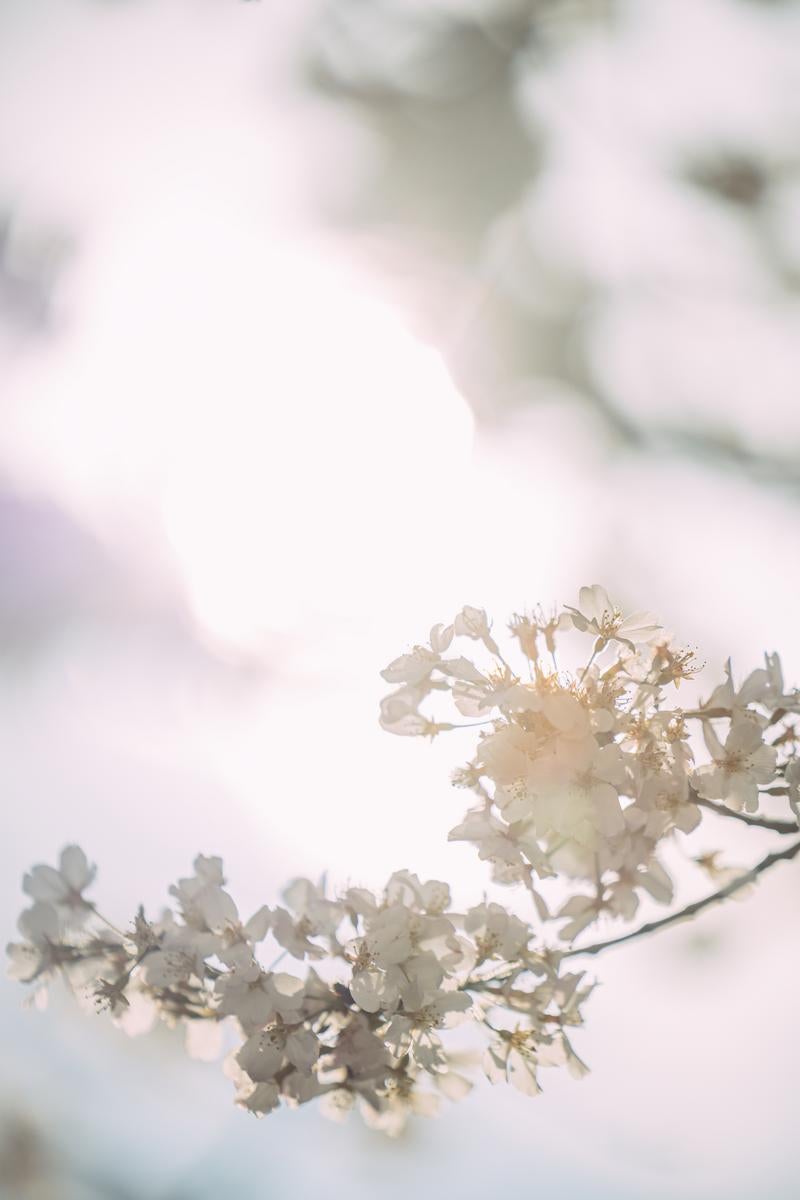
0, 212, 68, 336
305, 0, 800, 497
573, 375, 800, 494
0, 1111, 141, 1199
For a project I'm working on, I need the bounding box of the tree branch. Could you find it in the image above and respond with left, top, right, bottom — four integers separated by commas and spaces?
563, 836, 800, 959
694, 794, 797, 834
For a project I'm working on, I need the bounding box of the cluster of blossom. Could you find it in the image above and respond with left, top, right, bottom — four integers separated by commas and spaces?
380, 586, 800, 939
8, 848, 591, 1135
10, 586, 800, 1134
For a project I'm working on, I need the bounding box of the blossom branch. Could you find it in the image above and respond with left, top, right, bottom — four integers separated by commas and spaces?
8, 849, 593, 1134
563, 836, 800, 959
11, 585, 800, 1134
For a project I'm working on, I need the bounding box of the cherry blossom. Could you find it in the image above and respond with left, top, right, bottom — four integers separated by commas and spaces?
692, 718, 777, 812
564, 585, 660, 650
8, 586, 800, 1135
23, 845, 96, 925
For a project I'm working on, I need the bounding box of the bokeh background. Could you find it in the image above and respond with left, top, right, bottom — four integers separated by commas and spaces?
2, 0, 799, 1196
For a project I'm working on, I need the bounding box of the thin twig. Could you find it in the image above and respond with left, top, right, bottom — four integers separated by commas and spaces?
91, 908, 128, 939
563, 836, 800, 959
578, 648, 598, 686
694, 795, 797, 835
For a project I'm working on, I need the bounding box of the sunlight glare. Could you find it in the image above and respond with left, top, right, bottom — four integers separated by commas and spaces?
159, 241, 475, 646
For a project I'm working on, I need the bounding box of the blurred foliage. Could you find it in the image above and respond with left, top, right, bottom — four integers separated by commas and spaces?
0, 213, 69, 339
0, 1109, 138, 1200
304, 0, 800, 489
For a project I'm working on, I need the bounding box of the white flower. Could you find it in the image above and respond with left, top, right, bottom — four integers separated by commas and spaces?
693, 718, 777, 812
541, 690, 592, 738
238, 1080, 281, 1116
758, 653, 800, 711
143, 925, 219, 989
271, 877, 343, 959
348, 961, 402, 1014
453, 606, 500, 656
637, 768, 700, 835
346, 899, 456, 1015
436, 657, 490, 686
379, 683, 434, 736
282, 1068, 324, 1106
382, 991, 472, 1072
226, 1041, 285, 1115
282, 878, 343, 932
450, 675, 541, 722
463, 903, 530, 963
448, 810, 526, 870
169, 855, 240, 934
484, 1030, 543, 1097
362, 905, 414, 967
397, 953, 449, 1012
602, 858, 673, 923
429, 622, 455, 653
320, 1088, 356, 1124
359, 1078, 441, 1137
380, 646, 440, 686
786, 760, 800, 823
556, 894, 602, 941
236, 1024, 319, 1084
509, 610, 571, 663
565, 585, 660, 650
271, 908, 322, 959
23, 846, 95, 925
705, 655, 800, 715
532, 742, 628, 845
385, 871, 451, 915
26, 588, 800, 1137
330, 1012, 390, 1076
216, 966, 305, 1031
6, 902, 63, 983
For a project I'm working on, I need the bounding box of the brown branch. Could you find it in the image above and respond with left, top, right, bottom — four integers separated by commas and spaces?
563, 836, 800, 959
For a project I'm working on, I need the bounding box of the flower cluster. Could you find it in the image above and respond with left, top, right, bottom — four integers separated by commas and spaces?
9, 586, 800, 1134
8, 850, 591, 1135
380, 586, 800, 939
